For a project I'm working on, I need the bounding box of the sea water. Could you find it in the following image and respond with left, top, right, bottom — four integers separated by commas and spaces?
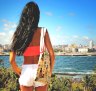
0, 55, 96, 75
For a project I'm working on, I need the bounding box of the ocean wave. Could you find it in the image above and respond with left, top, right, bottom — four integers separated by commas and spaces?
53, 71, 95, 75
63, 68, 73, 70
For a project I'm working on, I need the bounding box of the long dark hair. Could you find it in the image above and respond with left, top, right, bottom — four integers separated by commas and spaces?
11, 1, 40, 55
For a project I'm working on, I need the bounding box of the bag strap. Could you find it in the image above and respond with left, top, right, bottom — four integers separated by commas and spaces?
38, 27, 46, 63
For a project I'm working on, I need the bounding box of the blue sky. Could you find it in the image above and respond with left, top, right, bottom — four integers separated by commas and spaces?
0, 0, 96, 46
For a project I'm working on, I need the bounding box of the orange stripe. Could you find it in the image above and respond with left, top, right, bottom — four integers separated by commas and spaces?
23, 46, 43, 56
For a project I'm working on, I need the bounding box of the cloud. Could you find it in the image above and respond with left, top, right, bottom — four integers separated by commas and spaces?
45, 12, 53, 16
73, 35, 79, 38
50, 34, 93, 45
71, 36, 92, 45
50, 30, 94, 45
83, 36, 89, 40
0, 19, 16, 44
56, 26, 62, 31
2, 19, 17, 31
50, 34, 70, 45
63, 36, 69, 39
0, 32, 6, 36
0, 31, 14, 44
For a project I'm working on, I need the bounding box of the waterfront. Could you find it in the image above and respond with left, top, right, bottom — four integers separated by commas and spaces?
55, 52, 96, 56
0, 55, 96, 76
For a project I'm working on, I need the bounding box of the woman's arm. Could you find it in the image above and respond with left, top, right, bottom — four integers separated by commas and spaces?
9, 51, 21, 76
45, 29, 55, 75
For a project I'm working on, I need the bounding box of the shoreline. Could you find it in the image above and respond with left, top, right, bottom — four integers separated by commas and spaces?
55, 52, 96, 56
54, 72, 95, 76
0, 54, 96, 56
0, 54, 9, 56
1, 51, 96, 56
56, 54, 96, 56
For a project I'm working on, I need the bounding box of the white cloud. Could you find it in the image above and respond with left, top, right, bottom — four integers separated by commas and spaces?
83, 36, 89, 40
50, 34, 70, 45
0, 32, 6, 36
0, 19, 16, 44
50, 34, 93, 45
56, 26, 62, 31
2, 19, 17, 31
45, 12, 53, 16
63, 36, 69, 39
73, 35, 79, 38
0, 31, 14, 44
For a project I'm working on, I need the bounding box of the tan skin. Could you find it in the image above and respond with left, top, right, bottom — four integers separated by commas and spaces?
9, 27, 55, 91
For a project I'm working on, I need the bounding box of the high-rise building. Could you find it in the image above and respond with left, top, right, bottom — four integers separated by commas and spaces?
89, 40, 93, 49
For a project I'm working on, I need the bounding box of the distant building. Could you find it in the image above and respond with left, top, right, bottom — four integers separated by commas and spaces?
0, 47, 3, 53
79, 44, 83, 48
0, 44, 3, 47
72, 48, 78, 53
93, 46, 96, 51
64, 47, 72, 52
78, 48, 89, 53
89, 40, 93, 49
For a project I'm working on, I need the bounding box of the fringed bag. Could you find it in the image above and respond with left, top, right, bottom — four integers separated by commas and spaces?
35, 28, 51, 84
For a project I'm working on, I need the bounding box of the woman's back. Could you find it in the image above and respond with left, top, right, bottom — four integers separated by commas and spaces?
23, 27, 42, 64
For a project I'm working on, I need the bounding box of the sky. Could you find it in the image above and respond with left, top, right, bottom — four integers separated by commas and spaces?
0, 0, 96, 46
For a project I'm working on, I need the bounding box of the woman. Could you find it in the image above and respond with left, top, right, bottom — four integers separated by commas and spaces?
9, 1, 55, 91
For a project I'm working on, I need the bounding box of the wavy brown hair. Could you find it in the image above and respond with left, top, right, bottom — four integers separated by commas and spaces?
11, 1, 40, 55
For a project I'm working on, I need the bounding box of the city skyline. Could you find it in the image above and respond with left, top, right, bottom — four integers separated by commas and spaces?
0, 0, 96, 45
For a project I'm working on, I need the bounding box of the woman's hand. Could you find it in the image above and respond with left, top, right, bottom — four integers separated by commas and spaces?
50, 69, 52, 77
14, 66, 21, 76
9, 51, 21, 76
